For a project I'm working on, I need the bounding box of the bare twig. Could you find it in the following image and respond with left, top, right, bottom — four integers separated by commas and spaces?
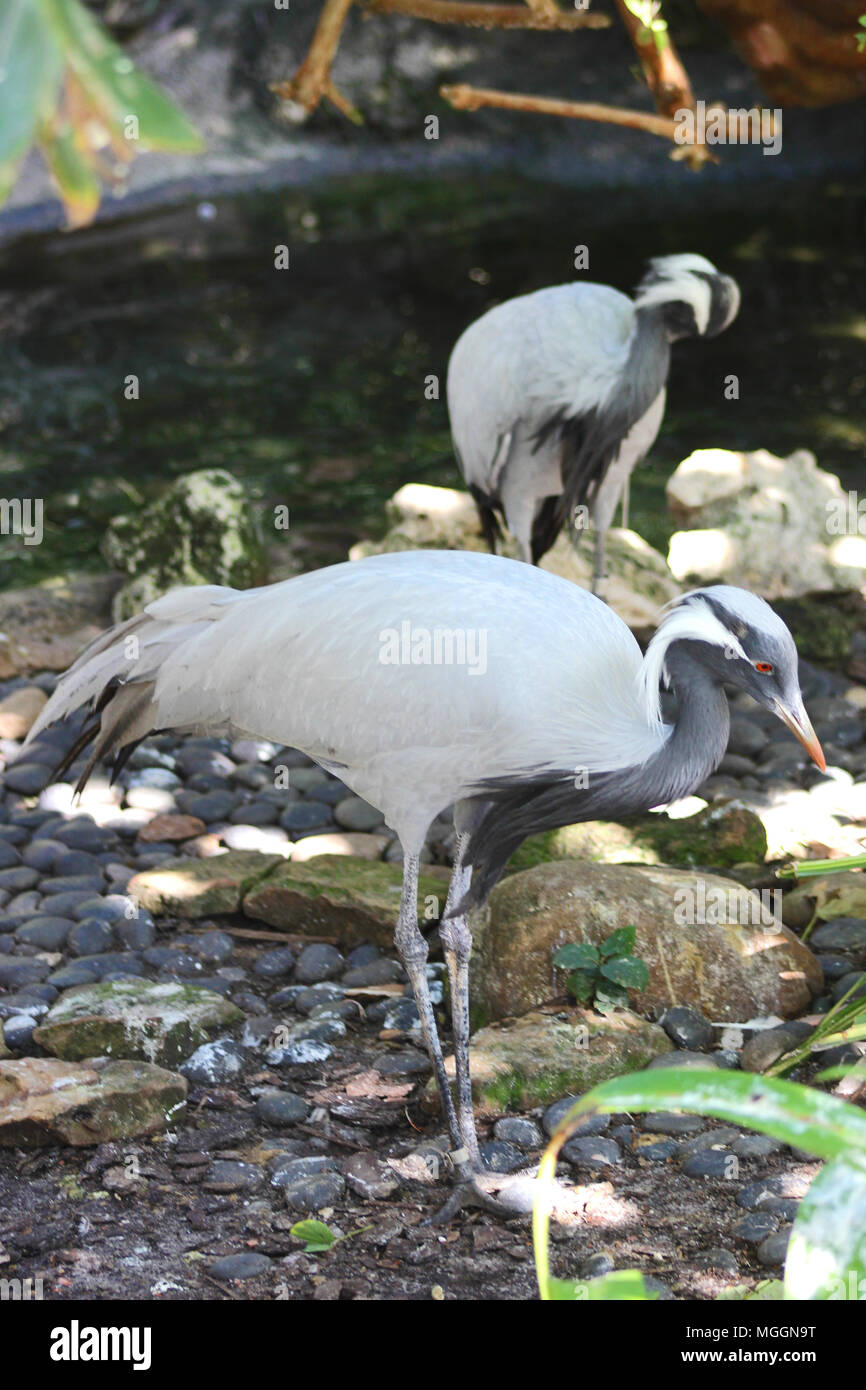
361, 0, 609, 29
276, 0, 711, 169
272, 0, 355, 111
613, 0, 707, 168
441, 82, 681, 137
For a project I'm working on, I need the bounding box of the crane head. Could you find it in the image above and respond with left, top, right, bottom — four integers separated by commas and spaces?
646, 585, 826, 771
635, 253, 741, 342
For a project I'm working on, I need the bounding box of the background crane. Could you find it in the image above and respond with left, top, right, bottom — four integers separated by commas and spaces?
447, 253, 740, 591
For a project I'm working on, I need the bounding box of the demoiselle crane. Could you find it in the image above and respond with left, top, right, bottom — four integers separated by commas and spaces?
447, 254, 741, 590
25, 550, 823, 1214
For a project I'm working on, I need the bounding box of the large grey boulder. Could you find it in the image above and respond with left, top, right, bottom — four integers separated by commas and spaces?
469, 860, 823, 1027
667, 448, 866, 597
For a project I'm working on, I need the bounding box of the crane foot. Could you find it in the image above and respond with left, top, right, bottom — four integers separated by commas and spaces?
425, 1166, 546, 1223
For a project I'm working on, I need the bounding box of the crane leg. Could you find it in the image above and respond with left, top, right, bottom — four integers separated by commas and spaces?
591, 526, 608, 597
393, 853, 471, 1180
620, 476, 630, 531
427, 827, 568, 1224
439, 834, 481, 1167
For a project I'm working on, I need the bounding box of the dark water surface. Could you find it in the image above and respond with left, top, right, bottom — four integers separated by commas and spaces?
0, 172, 863, 589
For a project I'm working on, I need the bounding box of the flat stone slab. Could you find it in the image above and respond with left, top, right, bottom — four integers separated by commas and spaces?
0, 1056, 187, 1147
243, 854, 448, 949
289, 832, 389, 863
426, 1007, 673, 1114
33, 979, 243, 1067
128, 850, 281, 917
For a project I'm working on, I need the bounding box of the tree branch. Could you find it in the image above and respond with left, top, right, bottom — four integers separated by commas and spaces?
272, 0, 356, 110
360, 0, 609, 30
441, 81, 698, 141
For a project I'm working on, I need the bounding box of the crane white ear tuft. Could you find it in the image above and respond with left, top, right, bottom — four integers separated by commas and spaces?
637, 593, 746, 726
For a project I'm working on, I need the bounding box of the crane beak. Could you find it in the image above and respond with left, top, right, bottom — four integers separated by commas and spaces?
774, 698, 826, 772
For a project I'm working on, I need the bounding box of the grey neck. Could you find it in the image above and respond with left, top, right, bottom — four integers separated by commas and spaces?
642, 643, 731, 807
460, 642, 731, 910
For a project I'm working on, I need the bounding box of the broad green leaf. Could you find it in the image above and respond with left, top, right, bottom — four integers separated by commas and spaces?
815, 1063, 866, 1083
0, 0, 63, 190
39, 119, 99, 227
594, 982, 630, 1014
600, 956, 650, 990
553, 943, 599, 971
565, 970, 597, 1004
290, 1219, 335, 1250
600, 925, 636, 958
40, 0, 202, 151
545, 1068, 866, 1161
785, 1154, 866, 1300
549, 1270, 656, 1300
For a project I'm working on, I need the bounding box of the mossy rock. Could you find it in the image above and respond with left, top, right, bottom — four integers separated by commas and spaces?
508, 804, 767, 875
425, 1007, 673, 1115
103, 468, 269, 621
773, 594, 859, 667
33, 980, 243, 1067
128, 849, 282, 917
781, 871, 866, 933
0, 1057, 187, 1147
243, 854, 449, 948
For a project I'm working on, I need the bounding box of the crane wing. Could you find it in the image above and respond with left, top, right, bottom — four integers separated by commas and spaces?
25, 551, 667, 842
446, 282, 635, 492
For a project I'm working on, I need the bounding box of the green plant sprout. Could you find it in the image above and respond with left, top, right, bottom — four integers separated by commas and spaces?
623, 0, 669, 52
290, 1219, 372, 1255
553, 925, 649, 1013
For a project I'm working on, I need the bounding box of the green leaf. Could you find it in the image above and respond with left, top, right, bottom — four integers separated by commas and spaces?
290, 1219, 335, 1251
40, 0, 202, 151
553, 943, 599, 971
594, 982, 630, 1014
600, 926, 636, 959
0, 0, 63, 195
549, 1270, 656, 1300
785, 1154, 866, 1300
717, 1279, 784, 1301
39, 119, 99, 227
545, 1068, 866, 1161
565, 970, 597, 1004
600, 956, 650, 990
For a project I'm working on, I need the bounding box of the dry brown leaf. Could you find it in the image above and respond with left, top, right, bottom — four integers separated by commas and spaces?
345, 1069, 413, 1100
343, 983, 405, 999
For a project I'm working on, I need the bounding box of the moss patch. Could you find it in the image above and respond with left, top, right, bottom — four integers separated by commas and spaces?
128, 850, 282, 917
426, 1007, 672, 1115
34, 980, 242, 1068
243, 854, 449, 948
507, 804, 767, 875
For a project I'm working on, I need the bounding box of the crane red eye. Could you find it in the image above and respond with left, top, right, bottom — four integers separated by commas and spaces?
755, 661, 773, 673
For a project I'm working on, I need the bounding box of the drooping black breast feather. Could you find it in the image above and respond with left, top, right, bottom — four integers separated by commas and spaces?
534, 308, 672, 543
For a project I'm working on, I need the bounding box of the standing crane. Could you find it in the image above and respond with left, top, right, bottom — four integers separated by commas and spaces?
25, 549, 823, 1214
447, 254, 740, 590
